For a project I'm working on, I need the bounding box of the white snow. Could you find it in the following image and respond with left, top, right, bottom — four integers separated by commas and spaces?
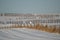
0, 15, 60, 40
0, 28, 60, 40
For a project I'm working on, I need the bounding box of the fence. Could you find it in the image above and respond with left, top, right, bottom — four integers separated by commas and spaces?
0, 14, 60, 34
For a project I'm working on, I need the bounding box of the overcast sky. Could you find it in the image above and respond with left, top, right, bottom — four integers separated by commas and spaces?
0, 0, 60, 14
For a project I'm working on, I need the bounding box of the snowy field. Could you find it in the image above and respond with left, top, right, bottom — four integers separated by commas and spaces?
0, 28, 60, 40
0, 15, 60, 40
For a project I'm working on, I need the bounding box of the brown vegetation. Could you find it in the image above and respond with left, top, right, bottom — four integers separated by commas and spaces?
0, 24, 60, 34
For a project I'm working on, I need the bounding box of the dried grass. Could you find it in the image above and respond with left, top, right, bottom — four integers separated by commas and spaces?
0, 23, 60, 34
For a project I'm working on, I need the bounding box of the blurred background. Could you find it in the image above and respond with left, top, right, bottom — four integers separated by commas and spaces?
0, 0, 60, 14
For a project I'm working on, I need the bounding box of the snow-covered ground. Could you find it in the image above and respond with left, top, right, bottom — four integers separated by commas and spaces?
0, 28, 60, 40
0, 15, 60, 40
